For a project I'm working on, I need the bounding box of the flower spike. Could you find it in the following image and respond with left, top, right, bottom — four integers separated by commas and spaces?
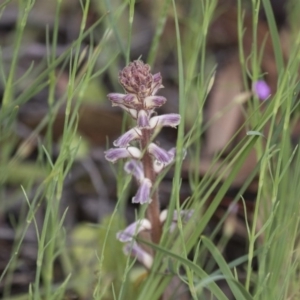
106, 60, 185, 267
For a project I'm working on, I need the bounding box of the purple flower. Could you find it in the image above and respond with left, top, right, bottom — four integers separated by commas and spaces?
116, 219, 153, 268
144, 96, 167, 109
113, 128, 142, 147
116, 219, 151, 242
123, 242, 153, 269
117, 209, 193, 268
107, 93, 127, 105
137, 110, 150, 128
253, 80, 271, 100
104, 147, 141, 163
107, 93, 139, 110
124, 160, 144, 181
124, 94, 139, 106
132, 178, 152, 204
150, 114, 181, 129
148, 143, 175, 164
152, 148, 177, 173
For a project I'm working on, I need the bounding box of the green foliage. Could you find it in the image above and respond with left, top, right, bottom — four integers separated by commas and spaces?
71, 215, 132, 300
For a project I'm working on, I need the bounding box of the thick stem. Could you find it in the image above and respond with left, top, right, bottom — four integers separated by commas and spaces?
140, 129, 162, 245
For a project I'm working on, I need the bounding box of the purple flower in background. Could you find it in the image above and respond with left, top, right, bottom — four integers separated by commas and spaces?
253, 80, 271, 100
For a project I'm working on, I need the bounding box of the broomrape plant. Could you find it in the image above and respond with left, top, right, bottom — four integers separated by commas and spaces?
104, 60, 191, 268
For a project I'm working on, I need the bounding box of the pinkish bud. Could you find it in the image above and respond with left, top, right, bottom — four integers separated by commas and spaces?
152, 72, 164, 95
152, 72, 162, 83
253, 80, 271, 100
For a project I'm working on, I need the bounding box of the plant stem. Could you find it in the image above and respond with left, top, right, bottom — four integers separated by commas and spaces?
140, 129, 162, 244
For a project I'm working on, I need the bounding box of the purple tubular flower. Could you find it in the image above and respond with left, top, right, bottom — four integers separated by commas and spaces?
123, 242, 153, 269
144, 96, 167, 109
116, 219, 151, 242
113, 128, 142, 147
104, 147, 141, 163
152, 148, 183, 173
124, 94, 139, 106
253, 80, 271, 100
124, 160, 144, 181
137, 110, 150, 128
148, 143, 174, 164
150, 114, 181, 129
107, 93, 126, 105
107, 93, 139, 110
132, 178, 152, 204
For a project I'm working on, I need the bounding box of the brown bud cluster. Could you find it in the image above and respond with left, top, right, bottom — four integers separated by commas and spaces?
119, 60, 154, 99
